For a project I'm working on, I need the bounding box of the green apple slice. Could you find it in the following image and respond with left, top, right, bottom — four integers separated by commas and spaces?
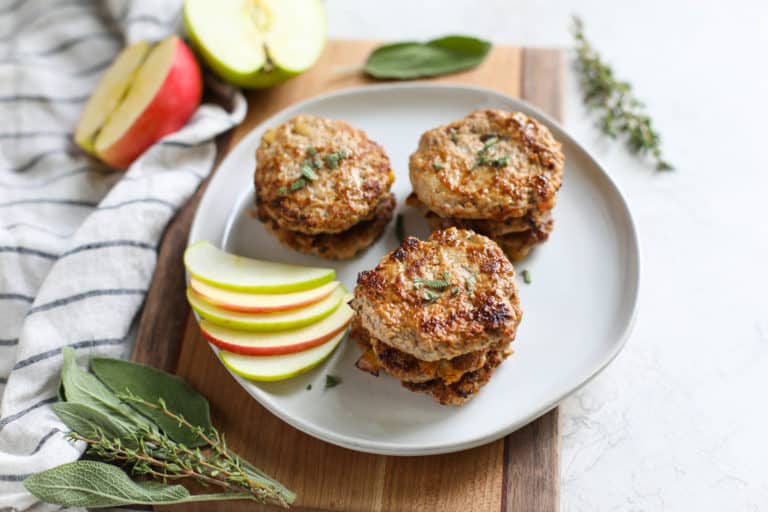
220, 329, 346, 381
190, 278, 339, 313
183, 0, 326, 88
199, 300, 352, 355
187, 285, 346, 331
184, 241, 334, 293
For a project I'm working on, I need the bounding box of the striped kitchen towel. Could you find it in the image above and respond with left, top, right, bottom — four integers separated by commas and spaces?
0, 0, 246, 509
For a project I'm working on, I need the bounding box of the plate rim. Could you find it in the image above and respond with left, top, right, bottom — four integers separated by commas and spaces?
188, 82, 641, 456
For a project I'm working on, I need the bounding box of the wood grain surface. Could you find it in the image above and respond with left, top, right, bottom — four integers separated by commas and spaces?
135, 40, 562, 512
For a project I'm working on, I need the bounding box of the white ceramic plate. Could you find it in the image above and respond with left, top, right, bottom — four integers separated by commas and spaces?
188, 84, 640, 456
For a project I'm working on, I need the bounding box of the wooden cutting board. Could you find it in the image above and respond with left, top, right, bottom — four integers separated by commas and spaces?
134, 40, 562, 512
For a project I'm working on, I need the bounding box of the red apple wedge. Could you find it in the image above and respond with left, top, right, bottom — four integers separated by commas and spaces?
189, 278, 339, 313
74, 40, 150, 155
75, 36, 202, 169
199, 301, 353, 355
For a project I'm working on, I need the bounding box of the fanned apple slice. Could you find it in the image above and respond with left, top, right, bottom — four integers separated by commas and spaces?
187, 285, 346, 331
184, 241, 335, 293
183, 0, 326, 88
199, 300, 352, 355
190, 278, 339, 313
220, 329, 347, 381
75, 40, 151, 155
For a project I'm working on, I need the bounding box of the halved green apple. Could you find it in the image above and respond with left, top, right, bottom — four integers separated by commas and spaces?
187, 285, 346, 331
199, 300, 352, 355
220, 329, 346, 381
190, 278, 339, 313
184, 241, 335, 293
183, 0, 326, 88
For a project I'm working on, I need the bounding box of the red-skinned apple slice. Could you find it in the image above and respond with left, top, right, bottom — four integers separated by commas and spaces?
199, 301, 352, 355
220, 329, 347, 382
187, 285, 346, 331
76, 36, 202, 169
189, 278, 339, 313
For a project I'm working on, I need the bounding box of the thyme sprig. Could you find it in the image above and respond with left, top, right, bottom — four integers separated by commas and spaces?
572, 16, 673, 171
70, 391, 293, 507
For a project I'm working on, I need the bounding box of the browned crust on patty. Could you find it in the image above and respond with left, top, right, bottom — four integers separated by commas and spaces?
350, 227, 522, 361
492, 217, 554, 260
409, 109, 564, 221
402, 346, 508, 405
258, 194, 395, 260
351, 318, 511, 404
407, 192, 551, 236
255, 115, 394, 234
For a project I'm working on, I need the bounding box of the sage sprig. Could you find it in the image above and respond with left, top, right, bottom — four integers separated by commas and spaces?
572, 16, 673, 170
24, 348, 294, 508
365, 36, 492, 79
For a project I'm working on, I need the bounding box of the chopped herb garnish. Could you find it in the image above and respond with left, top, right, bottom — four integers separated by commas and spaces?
306, 383, 312, 390
471, 134, 508, 170
307, 146, 317, 156
313, 155, 323, 168
432, 160, 444, 170
325, 375, 342, 389
277, 186, 288, 195
290, 178, 306, 191
325, 149, 348, 169
522, 269, 532, 284
414, 275, 451, 290
395, 214, 405, 243
451, 286, 460, 296
300, 163, 318, 180
482, 136, 499, 149
450, 129, 459, 144
490, 155, 510, 167
415, 271, 452, 301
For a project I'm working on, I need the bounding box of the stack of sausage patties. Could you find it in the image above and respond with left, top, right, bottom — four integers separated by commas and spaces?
408, 109, 565, 260
254, 115, 395, 260
350, 228, 522, 405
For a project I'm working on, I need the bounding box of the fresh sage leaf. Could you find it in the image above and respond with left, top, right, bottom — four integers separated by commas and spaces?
60, 348, 149, 432
53, 403, 130, 442
24, 460, 189, 507
90, 357, 212, 447
365, 35, 492, 79
24, 460, 249, 507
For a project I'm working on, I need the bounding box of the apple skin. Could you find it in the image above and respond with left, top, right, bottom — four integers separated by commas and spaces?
219, 329, 346, 382
184, 241, 335, 294
199, 302, 352, 355
189, 278, 339, 313
98, 37, 202, 168
202, 321, 343, 355
187, 286, 347, 331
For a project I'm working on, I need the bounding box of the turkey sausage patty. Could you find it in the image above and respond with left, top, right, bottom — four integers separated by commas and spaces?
409, 109, 564, 221
351, 227, 522, 362
255, 115, 394, 235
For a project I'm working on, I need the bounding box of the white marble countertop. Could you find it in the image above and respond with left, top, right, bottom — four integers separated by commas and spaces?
327, 1, 768, 510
